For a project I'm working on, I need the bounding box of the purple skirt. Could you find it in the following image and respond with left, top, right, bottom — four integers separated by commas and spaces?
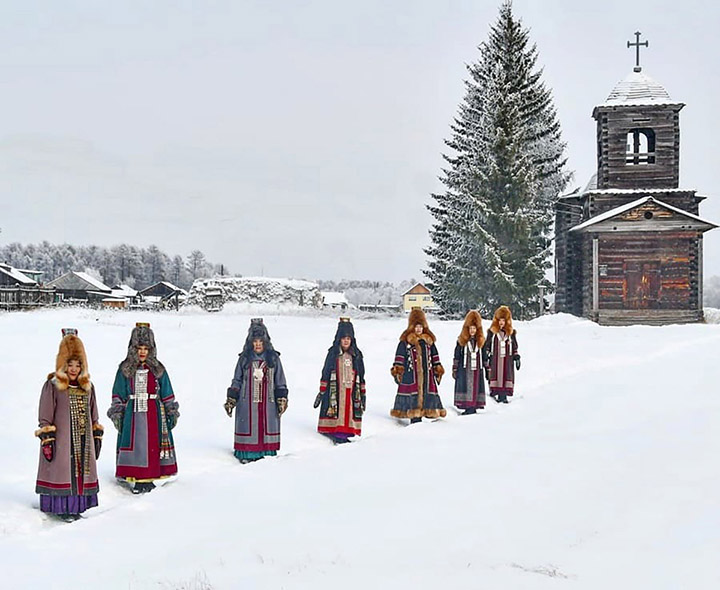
40, 494, 98, 515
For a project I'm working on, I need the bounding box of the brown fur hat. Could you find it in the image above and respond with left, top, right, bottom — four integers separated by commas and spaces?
400, 307, 436, 344
49, 329, 91, 391
490, 305, 514, 334
458, 310, 485, 347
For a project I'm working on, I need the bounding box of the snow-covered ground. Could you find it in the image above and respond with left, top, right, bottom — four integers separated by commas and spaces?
1, 308, 718, 589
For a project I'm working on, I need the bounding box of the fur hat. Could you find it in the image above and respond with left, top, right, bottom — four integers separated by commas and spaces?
329, 317, 360, 355
120, 322, 166, 378
239, 318, 278, 367
400, 307, 436, 344
458, 310, 485, 347
490, 305, 514, 334
49, 328, 91, 391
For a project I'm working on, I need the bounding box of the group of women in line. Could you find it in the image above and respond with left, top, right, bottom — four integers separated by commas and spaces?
33, 305, 519, 521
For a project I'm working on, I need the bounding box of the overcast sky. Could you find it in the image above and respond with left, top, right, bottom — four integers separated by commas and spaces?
1, 0, 718, 282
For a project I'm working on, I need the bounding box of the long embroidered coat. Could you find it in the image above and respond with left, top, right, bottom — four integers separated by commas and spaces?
453, 338, 488, 410
483, 329, 518, 395
390, 333, 446, 419
228, 351, 288, 453
110, 366, 178, 481
317, 348, 366, 437
36, 379, 100, 497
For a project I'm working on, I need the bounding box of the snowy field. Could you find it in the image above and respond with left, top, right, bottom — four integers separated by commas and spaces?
1, 306, 719, 589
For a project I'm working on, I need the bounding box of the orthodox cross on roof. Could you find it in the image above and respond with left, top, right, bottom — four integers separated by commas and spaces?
627, 31, 649, 73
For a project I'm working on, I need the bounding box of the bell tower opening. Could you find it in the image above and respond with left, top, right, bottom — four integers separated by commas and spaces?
626, 128, 656, 165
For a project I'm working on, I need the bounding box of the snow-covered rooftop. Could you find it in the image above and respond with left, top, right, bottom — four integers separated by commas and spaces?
321, 291, 349, 305
570, 196, 717, 232
0, 263, 37, 285
597, 70, 682, 108
73, 271, 111, 292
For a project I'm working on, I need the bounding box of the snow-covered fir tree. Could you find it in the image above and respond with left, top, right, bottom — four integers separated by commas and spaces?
425, 0, 570, 318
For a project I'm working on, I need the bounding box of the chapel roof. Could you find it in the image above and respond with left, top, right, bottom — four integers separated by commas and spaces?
596, 70, 683, 109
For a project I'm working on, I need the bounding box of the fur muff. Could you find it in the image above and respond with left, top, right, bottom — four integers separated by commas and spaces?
400, 307, 436, 343
120, 323, 166, 378
390, 365, 404, 379
458, 310, 485, 347
49, 333, 91, 391
490, 305, 514, 334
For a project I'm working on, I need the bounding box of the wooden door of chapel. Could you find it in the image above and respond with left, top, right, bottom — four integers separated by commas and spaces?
623, 261, 661, 309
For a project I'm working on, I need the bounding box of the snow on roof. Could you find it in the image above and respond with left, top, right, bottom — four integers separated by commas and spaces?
586, 188, 697, 195
570, 197, 718, 232
402, 283, 431, 296
111, 284, 138, 297
73, 271, 111, 292
158, 281, 188, 295
0, 263, 37, 285
208, 276, 319, 289
321, 291, 349, 305
597, 70, 682, 108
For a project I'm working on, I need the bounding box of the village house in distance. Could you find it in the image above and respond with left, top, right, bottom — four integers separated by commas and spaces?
402, 282, 437, 312
554, 33, 716, 325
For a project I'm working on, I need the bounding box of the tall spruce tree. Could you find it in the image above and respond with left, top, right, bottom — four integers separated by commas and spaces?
425, 1, 569, 318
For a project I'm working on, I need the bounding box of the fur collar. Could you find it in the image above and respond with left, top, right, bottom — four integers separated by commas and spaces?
406, 332, 434, 346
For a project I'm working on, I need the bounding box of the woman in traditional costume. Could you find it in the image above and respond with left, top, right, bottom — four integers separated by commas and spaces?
483, 305, 520, 404
107, 323, 179, 493
390, 307, 446, 423
452, 310, 488, 414
35, 328, 103, 521
224, 318, 289, 463
313, 318, 366, 444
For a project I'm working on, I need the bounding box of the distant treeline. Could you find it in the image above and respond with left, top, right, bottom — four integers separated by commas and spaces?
0, 242, 224, 290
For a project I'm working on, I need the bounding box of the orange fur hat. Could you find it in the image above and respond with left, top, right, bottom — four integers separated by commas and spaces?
489, 305, 514, 335
458, 310, 485, 347
400, 307, 436, 343
49, 329, 91, 391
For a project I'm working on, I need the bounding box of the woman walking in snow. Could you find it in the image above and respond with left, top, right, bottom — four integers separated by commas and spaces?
390, 307, 446, 423
107, 323, 180, 493
314, 317, 366, 444
224, 318, 289, 463
35, 328, 103, 521
483, 305, 520, 404
452, 310, 488, 414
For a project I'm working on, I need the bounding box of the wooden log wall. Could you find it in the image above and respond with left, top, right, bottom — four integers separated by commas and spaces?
586, 190, 698, 219
595, 105, 681, 190
595, 232, 698, 311
554, 198, 583, 314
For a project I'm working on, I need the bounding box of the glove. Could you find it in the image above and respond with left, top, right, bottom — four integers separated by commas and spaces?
93, 425, 104, 459
313, 392, 324, 409
514, 354, 521, 371
42, 439, 55, 462
223, 397, 236, 417
36, 426, 56, 462
361, 395, 366, 412
276, 397, 288, 416
434, 364, 445, 384
452, 369, 457, 380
